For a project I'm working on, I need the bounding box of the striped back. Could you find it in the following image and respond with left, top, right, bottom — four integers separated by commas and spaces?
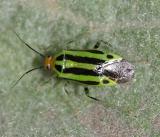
54, 50, 122, 86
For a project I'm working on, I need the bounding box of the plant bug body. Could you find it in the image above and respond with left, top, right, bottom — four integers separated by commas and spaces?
14, 32, 135, 100
44, 49, 134, 86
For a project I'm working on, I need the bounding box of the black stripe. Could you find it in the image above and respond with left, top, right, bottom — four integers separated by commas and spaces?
84, 50, 104, 54
56, 55, 63, 61
55, 65, 62, 72
63, 68, 99, 76
77, 80, 99, 85
66, 79, 99, 85
69, 50, 104, 54
56, 54, 105, 65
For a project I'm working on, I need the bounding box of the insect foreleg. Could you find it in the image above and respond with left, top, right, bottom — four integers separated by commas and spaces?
94, 40, 112, 49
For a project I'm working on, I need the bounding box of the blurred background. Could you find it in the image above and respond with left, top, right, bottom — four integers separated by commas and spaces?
0, 0, 160, 136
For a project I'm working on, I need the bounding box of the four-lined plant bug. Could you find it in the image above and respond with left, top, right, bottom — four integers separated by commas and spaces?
13, 32, 135, 101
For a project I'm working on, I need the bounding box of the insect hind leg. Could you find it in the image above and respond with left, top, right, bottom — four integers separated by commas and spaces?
84, 87, 100, 101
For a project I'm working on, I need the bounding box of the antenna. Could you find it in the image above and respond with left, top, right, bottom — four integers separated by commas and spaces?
14, 31, 45, 58
12, 66, 43, 88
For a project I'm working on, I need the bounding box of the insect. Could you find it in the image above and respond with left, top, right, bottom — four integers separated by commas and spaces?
14, 32, 135, 101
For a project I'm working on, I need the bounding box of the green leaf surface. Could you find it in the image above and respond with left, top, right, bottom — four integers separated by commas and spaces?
0, 0, 160, 136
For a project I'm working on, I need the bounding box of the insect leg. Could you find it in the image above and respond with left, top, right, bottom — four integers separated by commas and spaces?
66, 40, 74, 45
94, 40, 112, 49
63, 81, 70, 95
93, 41, 101, 49
84, 87, 100, 101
